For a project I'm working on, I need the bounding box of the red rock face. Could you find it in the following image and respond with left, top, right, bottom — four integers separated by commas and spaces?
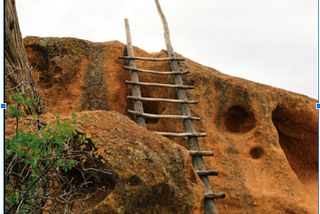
24, 36, 318, 213
5, 111, 205, 214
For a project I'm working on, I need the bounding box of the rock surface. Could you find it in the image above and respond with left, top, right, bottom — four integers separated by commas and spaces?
23, 36, 318, 213
5, 110, 205, 214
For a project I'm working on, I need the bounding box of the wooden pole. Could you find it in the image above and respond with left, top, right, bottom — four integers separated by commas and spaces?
197, 170, 219, 176
123, 66, 190, 75
119, 56, 185, 61
127, 96, 198, 104
205, 193, 226, 199
155, 132, 207, 137
127, 110, 201, 120
125, 81, 194, 89
154, 1, 220, 213
189, 151, 214, 156
154, 0, 174, 57
124, 19, 146, 129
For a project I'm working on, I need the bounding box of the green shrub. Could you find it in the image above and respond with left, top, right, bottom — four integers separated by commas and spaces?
5, 91, 103, 214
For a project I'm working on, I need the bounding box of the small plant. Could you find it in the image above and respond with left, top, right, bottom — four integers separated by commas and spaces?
5, 91, 107, 214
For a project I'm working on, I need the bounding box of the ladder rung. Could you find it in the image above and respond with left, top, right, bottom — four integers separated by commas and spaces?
189, 151, 213, 156
127, 96, 198, 104
196, 170, 218, 176
155, 132, 207, 137
123, 66, 189, 75
205, 192, 226, 199
125, 81, 194, 89
119, 56, 185, 61
127, 110, 200, 120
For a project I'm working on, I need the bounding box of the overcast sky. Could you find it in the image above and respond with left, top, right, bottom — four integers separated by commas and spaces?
15, 0, 318, 99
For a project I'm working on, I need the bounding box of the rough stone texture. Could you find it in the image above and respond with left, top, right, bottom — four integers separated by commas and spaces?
5, 111, 205, 214
23, 36, 318, 214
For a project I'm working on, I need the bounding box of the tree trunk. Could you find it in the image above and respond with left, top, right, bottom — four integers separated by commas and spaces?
5, 0, 46, 115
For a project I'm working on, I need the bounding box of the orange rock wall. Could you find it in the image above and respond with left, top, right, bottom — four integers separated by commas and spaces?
5, 111, 206, 214
24, 36, 318, 214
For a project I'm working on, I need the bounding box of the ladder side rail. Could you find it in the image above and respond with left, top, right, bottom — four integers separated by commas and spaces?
171, 58, 219, 214
154, 0, 220, 213
125, 19, 146, 129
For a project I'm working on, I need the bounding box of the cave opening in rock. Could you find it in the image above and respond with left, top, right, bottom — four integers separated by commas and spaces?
250, 146, 265, 159
60, 139, 115, 211
272, 106, 318, 186
222, 105, 254, 133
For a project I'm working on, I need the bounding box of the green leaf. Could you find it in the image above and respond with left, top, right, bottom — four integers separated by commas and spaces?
21, 141, 28, 147
6, 150, 12, 156
5, 138, 12, 145
17, 150, 25, 157
12, 141, 19, 149
72, 113, 78, 119
56, 136, 64, 144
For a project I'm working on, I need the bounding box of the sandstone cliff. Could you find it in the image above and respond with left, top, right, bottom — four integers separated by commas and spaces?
21, 36, 317, 213
5, 110, 205, 213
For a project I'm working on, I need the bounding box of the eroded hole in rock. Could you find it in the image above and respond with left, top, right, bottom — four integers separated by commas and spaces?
272, 106, 318, 186
249, 146, 264, 159
64, 167, 115, 210
25, 45, 51, 88
61, 48, 68, 56
62, 139, 115, 211
222, 105, 254, 133
128, 175, 142, 186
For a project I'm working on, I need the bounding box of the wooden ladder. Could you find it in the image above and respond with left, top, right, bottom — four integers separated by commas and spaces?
119, 18, 225, 214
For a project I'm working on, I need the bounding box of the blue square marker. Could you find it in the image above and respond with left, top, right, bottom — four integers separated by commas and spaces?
1, 103, 6, 109
317, 103, 320, 109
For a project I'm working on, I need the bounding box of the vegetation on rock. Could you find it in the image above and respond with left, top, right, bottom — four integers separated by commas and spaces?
5, 91, 109, 213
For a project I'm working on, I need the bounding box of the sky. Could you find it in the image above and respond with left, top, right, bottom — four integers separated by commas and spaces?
15, 0, 318, 99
